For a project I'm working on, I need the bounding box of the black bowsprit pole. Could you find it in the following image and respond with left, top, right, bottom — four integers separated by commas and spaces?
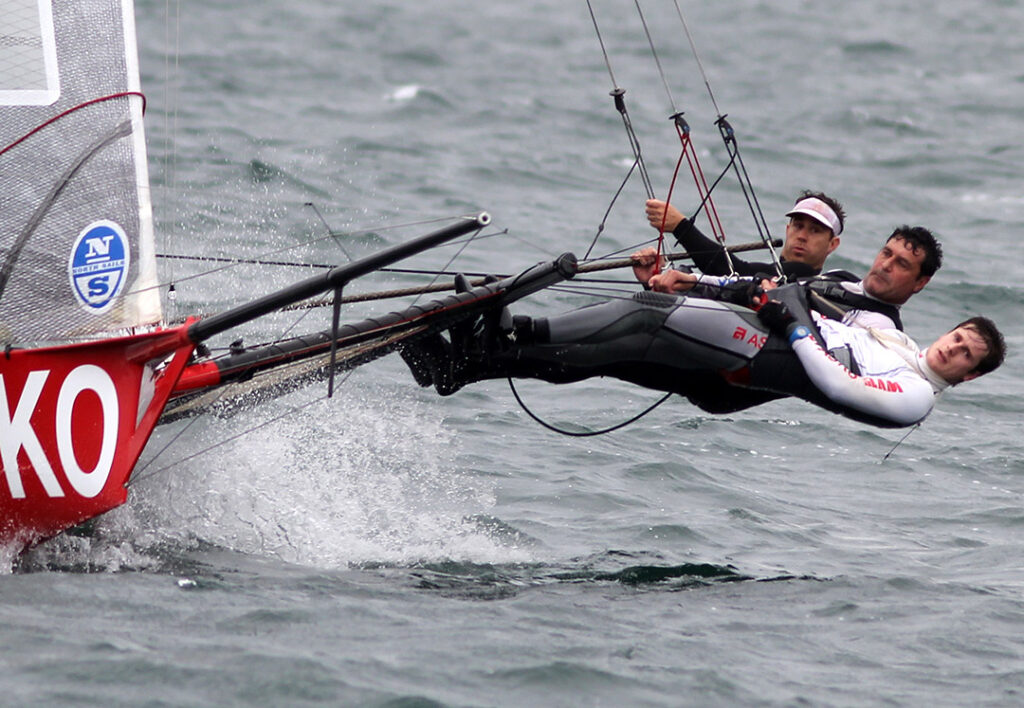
187, 212, 491, 346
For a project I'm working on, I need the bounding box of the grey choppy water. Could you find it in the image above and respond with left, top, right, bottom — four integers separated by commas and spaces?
3, 1, 1024, 706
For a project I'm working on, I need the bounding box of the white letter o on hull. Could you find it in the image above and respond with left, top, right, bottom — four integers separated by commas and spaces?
55, 365, 119, 498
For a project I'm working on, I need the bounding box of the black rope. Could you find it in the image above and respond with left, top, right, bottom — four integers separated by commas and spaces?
508, 377, 672, 437
586, 0, 655, 204
583, 159, 640, 261
883, 423, 920, 462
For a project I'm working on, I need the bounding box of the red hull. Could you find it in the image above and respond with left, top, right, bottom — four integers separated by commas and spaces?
0, 326, 194, 551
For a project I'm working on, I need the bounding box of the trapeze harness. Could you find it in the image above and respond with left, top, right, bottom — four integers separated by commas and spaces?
499, 284, 944, 428
803, 271, 904, 331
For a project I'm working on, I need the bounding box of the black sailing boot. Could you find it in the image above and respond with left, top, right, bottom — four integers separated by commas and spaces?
400, 331, 453, 388
400, 272, 553, 395
400, 272, 484, 394
400, 313, 529, 396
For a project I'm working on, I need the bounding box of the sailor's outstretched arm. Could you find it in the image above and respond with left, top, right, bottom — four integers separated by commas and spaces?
788, 330, 935, 426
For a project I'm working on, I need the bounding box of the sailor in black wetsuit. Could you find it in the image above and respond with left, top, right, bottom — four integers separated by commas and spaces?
639, 190, 847, 287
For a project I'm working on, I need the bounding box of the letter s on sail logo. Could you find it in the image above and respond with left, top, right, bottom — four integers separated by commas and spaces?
68, 220, 131, 314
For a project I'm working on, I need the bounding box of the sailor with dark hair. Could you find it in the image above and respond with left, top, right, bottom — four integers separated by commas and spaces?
401, 285, 1005, 430
800, 224, 943, 331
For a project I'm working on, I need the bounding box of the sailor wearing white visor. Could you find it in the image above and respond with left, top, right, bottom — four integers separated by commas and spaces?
781, 194, 843, 268
639, 190, 845, 281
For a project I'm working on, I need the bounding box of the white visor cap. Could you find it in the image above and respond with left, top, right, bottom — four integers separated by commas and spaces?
785, 197, 842, 236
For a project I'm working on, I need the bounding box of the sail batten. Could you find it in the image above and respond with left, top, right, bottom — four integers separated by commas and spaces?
1, 0, 161, 345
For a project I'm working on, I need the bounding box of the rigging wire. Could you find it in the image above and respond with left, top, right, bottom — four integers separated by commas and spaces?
161, 0, 183, 316
670, 0, 783, 279
405, 225, 482, 307
633, 0, 731, 275
155, 224, 514, 273
672, 0, 722, 118
147, 216, 505, 302
586, 0, 619, 90
132, 381, 237, 480
584, 0, 658, 282
305, 202, 353, 261
158, 227, 769, 289
132, 387, 342, 486
583, 159, 641, 262
585, 0, 655, 203
275, 238, 780, 313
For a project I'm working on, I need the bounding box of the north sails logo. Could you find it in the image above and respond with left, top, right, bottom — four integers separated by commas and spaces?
68, 220, 130, 313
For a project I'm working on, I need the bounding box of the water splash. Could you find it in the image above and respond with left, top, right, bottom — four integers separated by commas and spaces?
127, 385, 531, 568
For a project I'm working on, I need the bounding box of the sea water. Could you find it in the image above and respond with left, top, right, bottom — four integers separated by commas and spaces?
2, 1, 1023, 705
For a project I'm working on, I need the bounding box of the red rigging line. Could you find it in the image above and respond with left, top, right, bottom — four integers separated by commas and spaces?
632, 0, 728, 275
669, 0, 782, 278
673, 114, 725, 243
654, 111, 729, 276
0, 92, 147, 159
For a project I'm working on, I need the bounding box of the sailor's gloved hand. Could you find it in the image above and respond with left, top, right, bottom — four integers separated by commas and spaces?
757, 300, 812, 344
746, 280, 767, 309
756, 300, 795, 333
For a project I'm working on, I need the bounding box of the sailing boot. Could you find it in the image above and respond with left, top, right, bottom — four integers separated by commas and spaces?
400, 272, 492, 393
401, 266, 561, 395
401, 309, 532, 396
400, 332, 451, 388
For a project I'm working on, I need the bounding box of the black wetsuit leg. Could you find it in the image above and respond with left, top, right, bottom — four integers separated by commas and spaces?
498, 283, 840, 415
492, 291, 770, 398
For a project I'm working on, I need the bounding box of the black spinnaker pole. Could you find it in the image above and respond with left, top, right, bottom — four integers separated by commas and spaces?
186, 212, 491, 345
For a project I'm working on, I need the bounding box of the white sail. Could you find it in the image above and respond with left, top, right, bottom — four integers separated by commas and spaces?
0, 0, 161, 345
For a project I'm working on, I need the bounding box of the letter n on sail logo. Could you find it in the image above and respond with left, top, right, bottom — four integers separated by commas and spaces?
68, 220, 131, 314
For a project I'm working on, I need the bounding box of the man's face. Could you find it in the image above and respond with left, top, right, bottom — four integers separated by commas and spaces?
926, 326, 989, 384
781, 215, 838, 269
863, 237, 930, 305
